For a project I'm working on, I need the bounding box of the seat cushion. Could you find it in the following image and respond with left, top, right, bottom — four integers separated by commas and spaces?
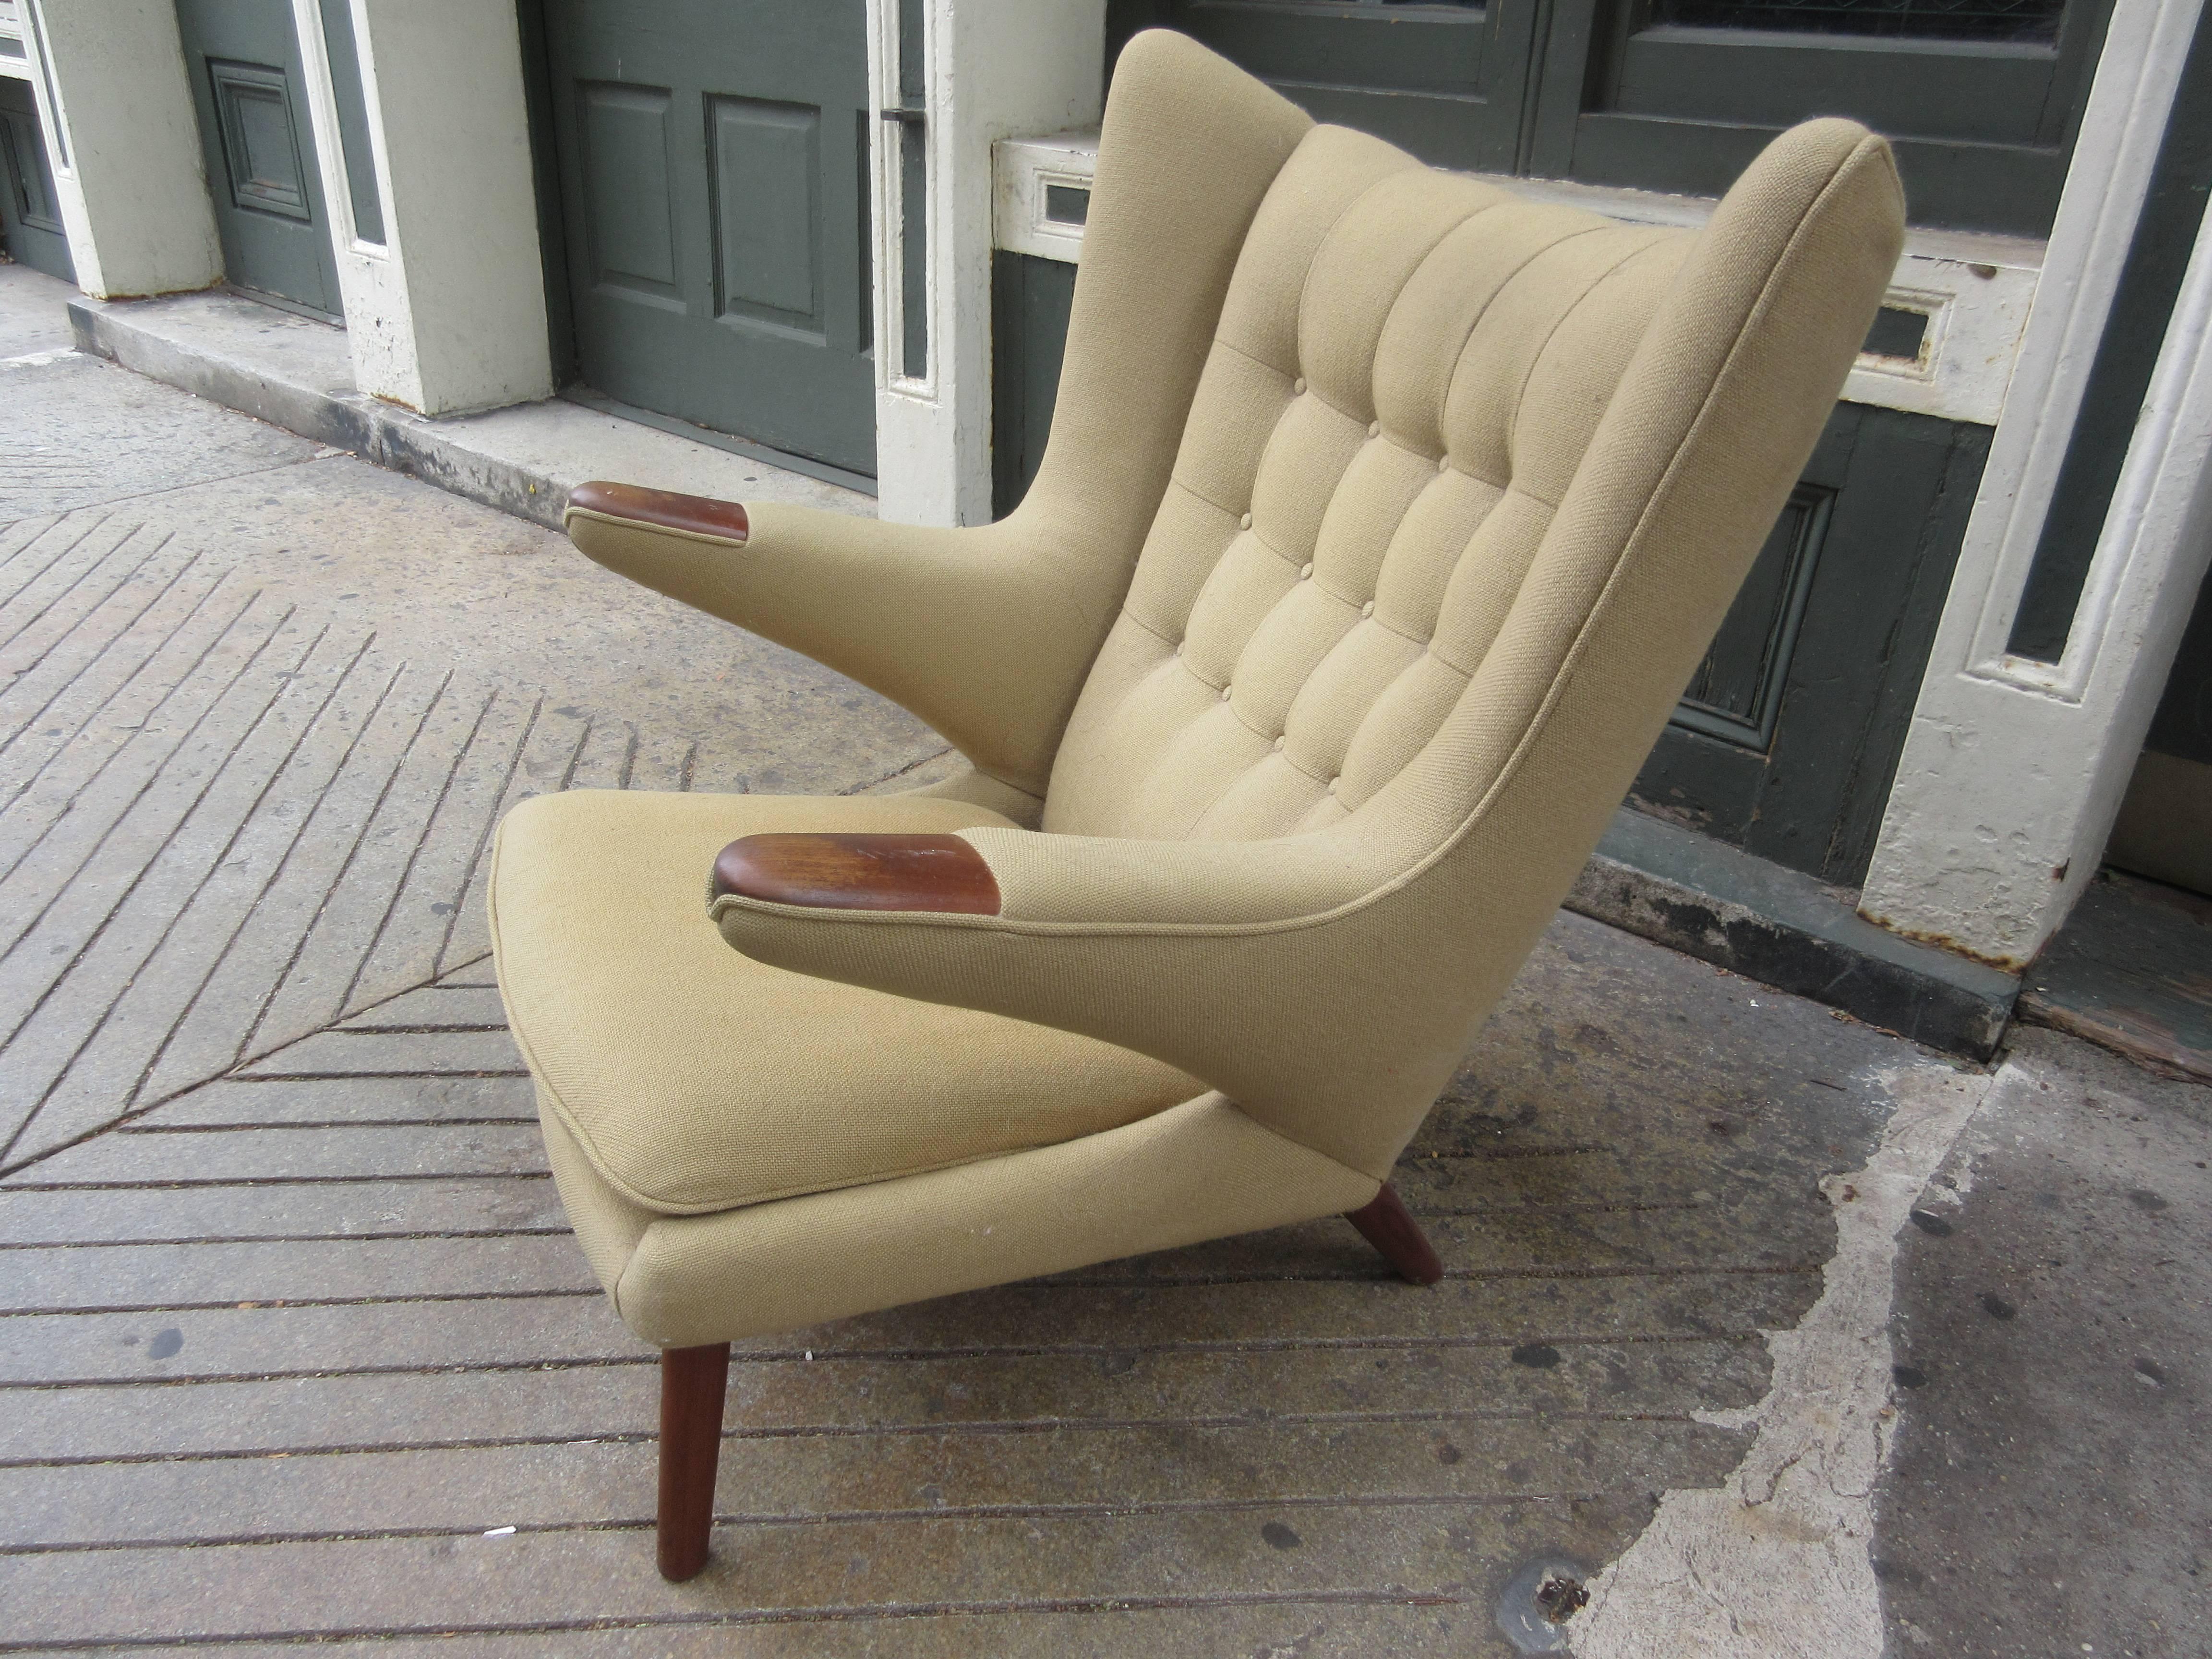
489, 790, 1205, 1215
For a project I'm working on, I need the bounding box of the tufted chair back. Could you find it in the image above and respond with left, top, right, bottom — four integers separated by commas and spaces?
1046, 131, 1697, 845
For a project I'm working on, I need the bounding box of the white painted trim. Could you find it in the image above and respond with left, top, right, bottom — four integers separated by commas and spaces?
291, 0, 414, 398
1938, 0, 2210, 697
0, 0, 31, 83
17, 0, 61, 175
1859, 0, 2212, 966
19, 0, 221, 300
290, 0, 386, 257
993, 130, 1097, 265
867, 0, 1106, 527
991, 131, 2039, 427
296, 0, 550, 416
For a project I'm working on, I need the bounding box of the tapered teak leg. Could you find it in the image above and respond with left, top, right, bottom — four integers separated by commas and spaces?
1345, 1182, 1443, 1285
656, 1341, 731, 1582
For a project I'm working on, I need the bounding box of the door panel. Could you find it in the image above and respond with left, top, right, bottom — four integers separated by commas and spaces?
1671, 485, 1829, 751
1631, 404, 1991, 883
1119, 0, 2116, 234
0, 74, 72, 282
174, 0, 343, 318
709, 97, 821, 329
1530, 0, 2115, 234
209, 60, 315, 219
577, 83, 683, 301
544, 0, 874, 477
1144, 0, 1537, 173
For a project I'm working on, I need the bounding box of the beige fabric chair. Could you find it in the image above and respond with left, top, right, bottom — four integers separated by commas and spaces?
489, 29, 1903, 1580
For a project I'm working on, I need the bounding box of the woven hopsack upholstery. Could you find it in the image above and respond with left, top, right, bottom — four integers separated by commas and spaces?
491, 29, 1905, 1351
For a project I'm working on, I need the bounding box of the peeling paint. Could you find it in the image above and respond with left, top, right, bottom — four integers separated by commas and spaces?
1570, 1061, 1999, 1659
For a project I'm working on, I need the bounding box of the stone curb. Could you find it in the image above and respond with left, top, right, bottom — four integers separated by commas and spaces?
68, 296, 571, 529
66, 293, 866, 533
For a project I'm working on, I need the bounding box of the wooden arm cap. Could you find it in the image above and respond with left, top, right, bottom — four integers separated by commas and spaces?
712, 833, 1001, 915
566, 481, 749, 545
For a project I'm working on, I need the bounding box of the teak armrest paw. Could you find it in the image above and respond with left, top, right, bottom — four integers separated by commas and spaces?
712, 833, 1002, 915
566, 481, 750, 545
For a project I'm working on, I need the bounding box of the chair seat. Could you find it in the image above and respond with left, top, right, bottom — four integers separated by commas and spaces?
488, 789, 1205, 1216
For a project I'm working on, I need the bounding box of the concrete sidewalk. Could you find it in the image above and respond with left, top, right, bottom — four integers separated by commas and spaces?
0, 273, 2205, 1658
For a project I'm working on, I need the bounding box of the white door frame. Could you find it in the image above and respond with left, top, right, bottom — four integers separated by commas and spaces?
1859, 0, 2212, 968
864, 0, 1106, 525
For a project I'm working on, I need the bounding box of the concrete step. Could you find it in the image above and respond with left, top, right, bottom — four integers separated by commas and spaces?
65, 290, 868, 533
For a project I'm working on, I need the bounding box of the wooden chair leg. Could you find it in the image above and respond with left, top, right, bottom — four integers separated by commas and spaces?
1345, 1182, 1443, 1285
656, 1341, 730, 1582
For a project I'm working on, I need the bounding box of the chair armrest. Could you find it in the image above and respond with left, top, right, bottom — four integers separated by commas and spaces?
560, 492, 1111, 802
712, 833, 1000, 915
567, 481, 748, 545
705, 822, 1444, 1178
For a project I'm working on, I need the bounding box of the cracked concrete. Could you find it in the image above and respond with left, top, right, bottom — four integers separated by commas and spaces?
1574, 1061, 1992, 1657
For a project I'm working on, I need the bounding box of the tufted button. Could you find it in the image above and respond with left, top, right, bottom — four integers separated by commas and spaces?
1239, 511, 1253, 530
1367, 421, 1381, 438
1438, 454, 1451, 472
1327, 776, 1341, 793
1293, 377, 1307, 394
1361, 600, 1375, 618
1299, 562, 1314, 580
1273, 735, 1286, 752
1219, 684, 1233, 701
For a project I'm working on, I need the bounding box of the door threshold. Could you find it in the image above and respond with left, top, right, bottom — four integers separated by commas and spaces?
1569, 805, 2020, 1059
562, 387, 877, 498
222, 283, 344, 327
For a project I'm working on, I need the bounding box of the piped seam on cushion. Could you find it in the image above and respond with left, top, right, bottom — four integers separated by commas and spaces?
1281, 139, 1426, 364
564, 507, 746, 551
1498, 230, 1676, 479
1419, 221, 1614, 450
608, 1094, 1390, 1322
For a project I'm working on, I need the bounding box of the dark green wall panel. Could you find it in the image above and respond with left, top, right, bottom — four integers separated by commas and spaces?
991, 251, 1077, 520
1634, 406, 1990, 884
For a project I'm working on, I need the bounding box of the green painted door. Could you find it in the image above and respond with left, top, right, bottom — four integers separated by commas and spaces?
542, 0, 875, 477
1528, 0, 2117, 238
0, 74, 72, 282
174, 0, 344, 319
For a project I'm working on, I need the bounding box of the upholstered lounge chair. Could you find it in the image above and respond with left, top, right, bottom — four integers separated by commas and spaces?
488, 30, 1904, 1580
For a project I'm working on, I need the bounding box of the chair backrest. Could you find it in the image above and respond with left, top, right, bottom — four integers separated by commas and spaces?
1040, 51, 1902, 869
